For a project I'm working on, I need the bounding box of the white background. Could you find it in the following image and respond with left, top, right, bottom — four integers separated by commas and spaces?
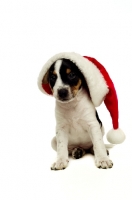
0, 0, 132, 199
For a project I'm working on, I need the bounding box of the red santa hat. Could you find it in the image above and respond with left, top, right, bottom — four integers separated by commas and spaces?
38, 52, 125, 144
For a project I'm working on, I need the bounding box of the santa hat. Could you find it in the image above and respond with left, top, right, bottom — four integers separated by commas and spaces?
38, 52, 125, 144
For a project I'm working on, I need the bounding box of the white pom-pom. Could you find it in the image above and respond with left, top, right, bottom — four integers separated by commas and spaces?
106, 128, 126, 144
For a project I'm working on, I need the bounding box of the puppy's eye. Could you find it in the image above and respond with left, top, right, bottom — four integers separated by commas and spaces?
50, 74, 57, 82
68, 72, 76, 79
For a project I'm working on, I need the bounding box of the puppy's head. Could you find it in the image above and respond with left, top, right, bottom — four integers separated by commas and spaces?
48, 59, 87, 103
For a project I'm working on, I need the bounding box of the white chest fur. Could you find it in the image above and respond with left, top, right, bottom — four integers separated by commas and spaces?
55, 88, 101, 149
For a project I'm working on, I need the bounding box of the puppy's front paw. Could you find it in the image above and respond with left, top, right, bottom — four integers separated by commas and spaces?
95, 157, 113, 169
51, 158, 69, 170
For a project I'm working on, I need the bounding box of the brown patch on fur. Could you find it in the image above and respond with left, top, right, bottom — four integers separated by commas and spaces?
66, 68, 71, 74
42, 70, 54, 92
71, 79, 82, 96
42, 70, 49, 84
53, 70, 57, 75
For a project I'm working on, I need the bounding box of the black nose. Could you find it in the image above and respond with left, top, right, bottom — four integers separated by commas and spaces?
58, 88, 68, 99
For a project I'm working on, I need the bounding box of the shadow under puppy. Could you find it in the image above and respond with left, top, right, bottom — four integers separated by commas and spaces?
38, 52, 125, 170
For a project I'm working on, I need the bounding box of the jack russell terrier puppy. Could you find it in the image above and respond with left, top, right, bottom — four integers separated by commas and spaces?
38, 52, 125, 170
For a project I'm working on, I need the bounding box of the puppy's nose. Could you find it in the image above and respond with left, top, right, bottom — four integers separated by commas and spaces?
58, 88, 68, 98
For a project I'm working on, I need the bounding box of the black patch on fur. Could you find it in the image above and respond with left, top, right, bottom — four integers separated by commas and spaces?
96, 110, 102, 127
48, 63, 57, 88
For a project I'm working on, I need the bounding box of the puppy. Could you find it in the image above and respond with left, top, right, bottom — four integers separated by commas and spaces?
48, 59, 113, 170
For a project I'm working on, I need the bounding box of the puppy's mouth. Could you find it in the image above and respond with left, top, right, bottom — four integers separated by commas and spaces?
58, 97, 73, 103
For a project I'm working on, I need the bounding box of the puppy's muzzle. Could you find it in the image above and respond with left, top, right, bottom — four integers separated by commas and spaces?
58, 88, 68, 99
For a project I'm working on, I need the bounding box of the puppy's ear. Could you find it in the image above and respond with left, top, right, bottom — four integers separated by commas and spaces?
42, 70, 49, 84
40, 69, 52, 95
